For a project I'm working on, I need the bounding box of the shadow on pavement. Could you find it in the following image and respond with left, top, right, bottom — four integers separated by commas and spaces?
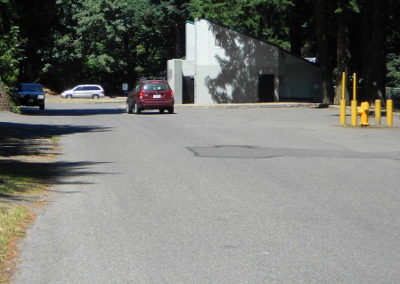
0, 122, 111, 157
20, 107, 125, 116
0, 121, 113, 202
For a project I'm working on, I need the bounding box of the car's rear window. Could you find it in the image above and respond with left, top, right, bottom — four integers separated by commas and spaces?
20, 84, 43, 92
142, 82, 169, 91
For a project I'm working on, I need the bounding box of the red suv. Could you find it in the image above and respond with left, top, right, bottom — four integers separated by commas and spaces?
126, 78, 174, 114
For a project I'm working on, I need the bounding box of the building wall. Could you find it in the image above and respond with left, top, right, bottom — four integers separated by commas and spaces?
185, 21, 196, 61
279, 51, 321, 101
167, 60, 183, 104
168, 19, 321, 104
194, 19, 280, 104
167, 59, 195, 104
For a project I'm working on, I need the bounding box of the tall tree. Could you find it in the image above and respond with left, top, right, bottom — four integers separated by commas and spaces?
14, 0, 58, 82
333, 0, 359, 104
0, 26, 24, 86
313, 0, 334, 104
189, 0, 294, 50
386, 0, 400, 89
361, 0, 387, 102
0, 0, 23, 87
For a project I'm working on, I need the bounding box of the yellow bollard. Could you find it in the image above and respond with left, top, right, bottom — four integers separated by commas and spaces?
351, 73, 358, 126
351, 100, 357, 126
340, 99, 346, 125
375, 99, 381, 125
340, 72, 346, 125
387, 99, 393, 127
357, 101, 370, 126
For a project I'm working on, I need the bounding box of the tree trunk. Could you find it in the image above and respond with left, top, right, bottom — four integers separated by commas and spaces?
289, 0, 303, 57
362, 0, 386, 103
333, 7, 351, 105
313, 0, 334, 104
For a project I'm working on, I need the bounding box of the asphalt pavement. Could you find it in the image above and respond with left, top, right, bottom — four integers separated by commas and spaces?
3, 100, 400, 283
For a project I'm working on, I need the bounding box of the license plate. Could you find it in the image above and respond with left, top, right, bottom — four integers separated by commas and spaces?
153, 94, 161, 99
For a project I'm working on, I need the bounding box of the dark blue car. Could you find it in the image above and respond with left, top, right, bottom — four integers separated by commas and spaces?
17, 83, 46, 110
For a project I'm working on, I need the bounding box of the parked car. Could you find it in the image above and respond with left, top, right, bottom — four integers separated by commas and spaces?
61, 84, 105, 99
126, 78, 174, 114
16, 83, 46, 110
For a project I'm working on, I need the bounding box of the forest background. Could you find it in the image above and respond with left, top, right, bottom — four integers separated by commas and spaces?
0, 0, 399, 104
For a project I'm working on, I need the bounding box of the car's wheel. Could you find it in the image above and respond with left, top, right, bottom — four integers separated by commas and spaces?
66, 94, 72, 99
134, 102, 141, 114
39, 104, 45, 110
92, 94, 99, 99
159, 108, 165, 114
168, 107, 174, 114
126, 103, 133, 114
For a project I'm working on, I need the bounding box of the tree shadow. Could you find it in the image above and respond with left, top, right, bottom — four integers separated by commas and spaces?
205, 22, 279, 103
0, 122, 111, 157
20, 107, 126, 116
0, 121, 114, 201
0, 159, 109, 184
0, 159, 112, 205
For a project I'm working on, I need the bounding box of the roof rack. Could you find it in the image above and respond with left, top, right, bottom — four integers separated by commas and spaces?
139, 77, 166, 81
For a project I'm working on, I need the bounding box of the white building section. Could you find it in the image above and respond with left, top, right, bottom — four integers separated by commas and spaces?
168, 19, 321, 104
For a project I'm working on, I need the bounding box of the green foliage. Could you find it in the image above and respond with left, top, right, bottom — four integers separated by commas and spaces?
39, 0, 191, 92
335, 0, 361, 13
0, 26, 24, 87
189, 0, 293, 50
387, 53, 400, 87
1, 0, 399, 98
74, 0, 130, 77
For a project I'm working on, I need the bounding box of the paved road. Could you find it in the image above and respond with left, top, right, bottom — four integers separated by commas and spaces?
6, 101, 400, 283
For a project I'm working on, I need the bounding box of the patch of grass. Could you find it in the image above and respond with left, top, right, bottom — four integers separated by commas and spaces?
0, 204, 33, 283
0, 174, 48, 283
50, 136, 60, 145
10, 105, 21, 115
0, 174, 47, 196
0, 205, 32, 261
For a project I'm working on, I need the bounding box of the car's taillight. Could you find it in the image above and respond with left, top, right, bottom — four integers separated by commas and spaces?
139, 91, 143, 100
170, 91, 174, 99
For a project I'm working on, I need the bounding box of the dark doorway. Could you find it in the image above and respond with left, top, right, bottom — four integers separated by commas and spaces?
258, 74, 275, 102
183, 76, 194, 104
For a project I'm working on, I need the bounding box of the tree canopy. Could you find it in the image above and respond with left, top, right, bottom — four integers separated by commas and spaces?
0, 0, 399, 103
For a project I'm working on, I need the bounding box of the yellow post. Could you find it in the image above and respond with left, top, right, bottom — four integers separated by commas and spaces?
352, 73, 357, 101
375, 99, 381, 125
340, 100, 346, 125
387, 99, 393, 126
340, 72, 346, 125
351, 100, 357, 126
351, 73, 357, 126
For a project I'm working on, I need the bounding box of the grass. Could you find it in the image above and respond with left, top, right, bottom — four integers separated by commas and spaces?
0, 205, 33, 262
0, 174, 47, 196
0, 203, 34, 283
0, 129, 58, 283
0, 173, 48, 283
51, 135, 60, 145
